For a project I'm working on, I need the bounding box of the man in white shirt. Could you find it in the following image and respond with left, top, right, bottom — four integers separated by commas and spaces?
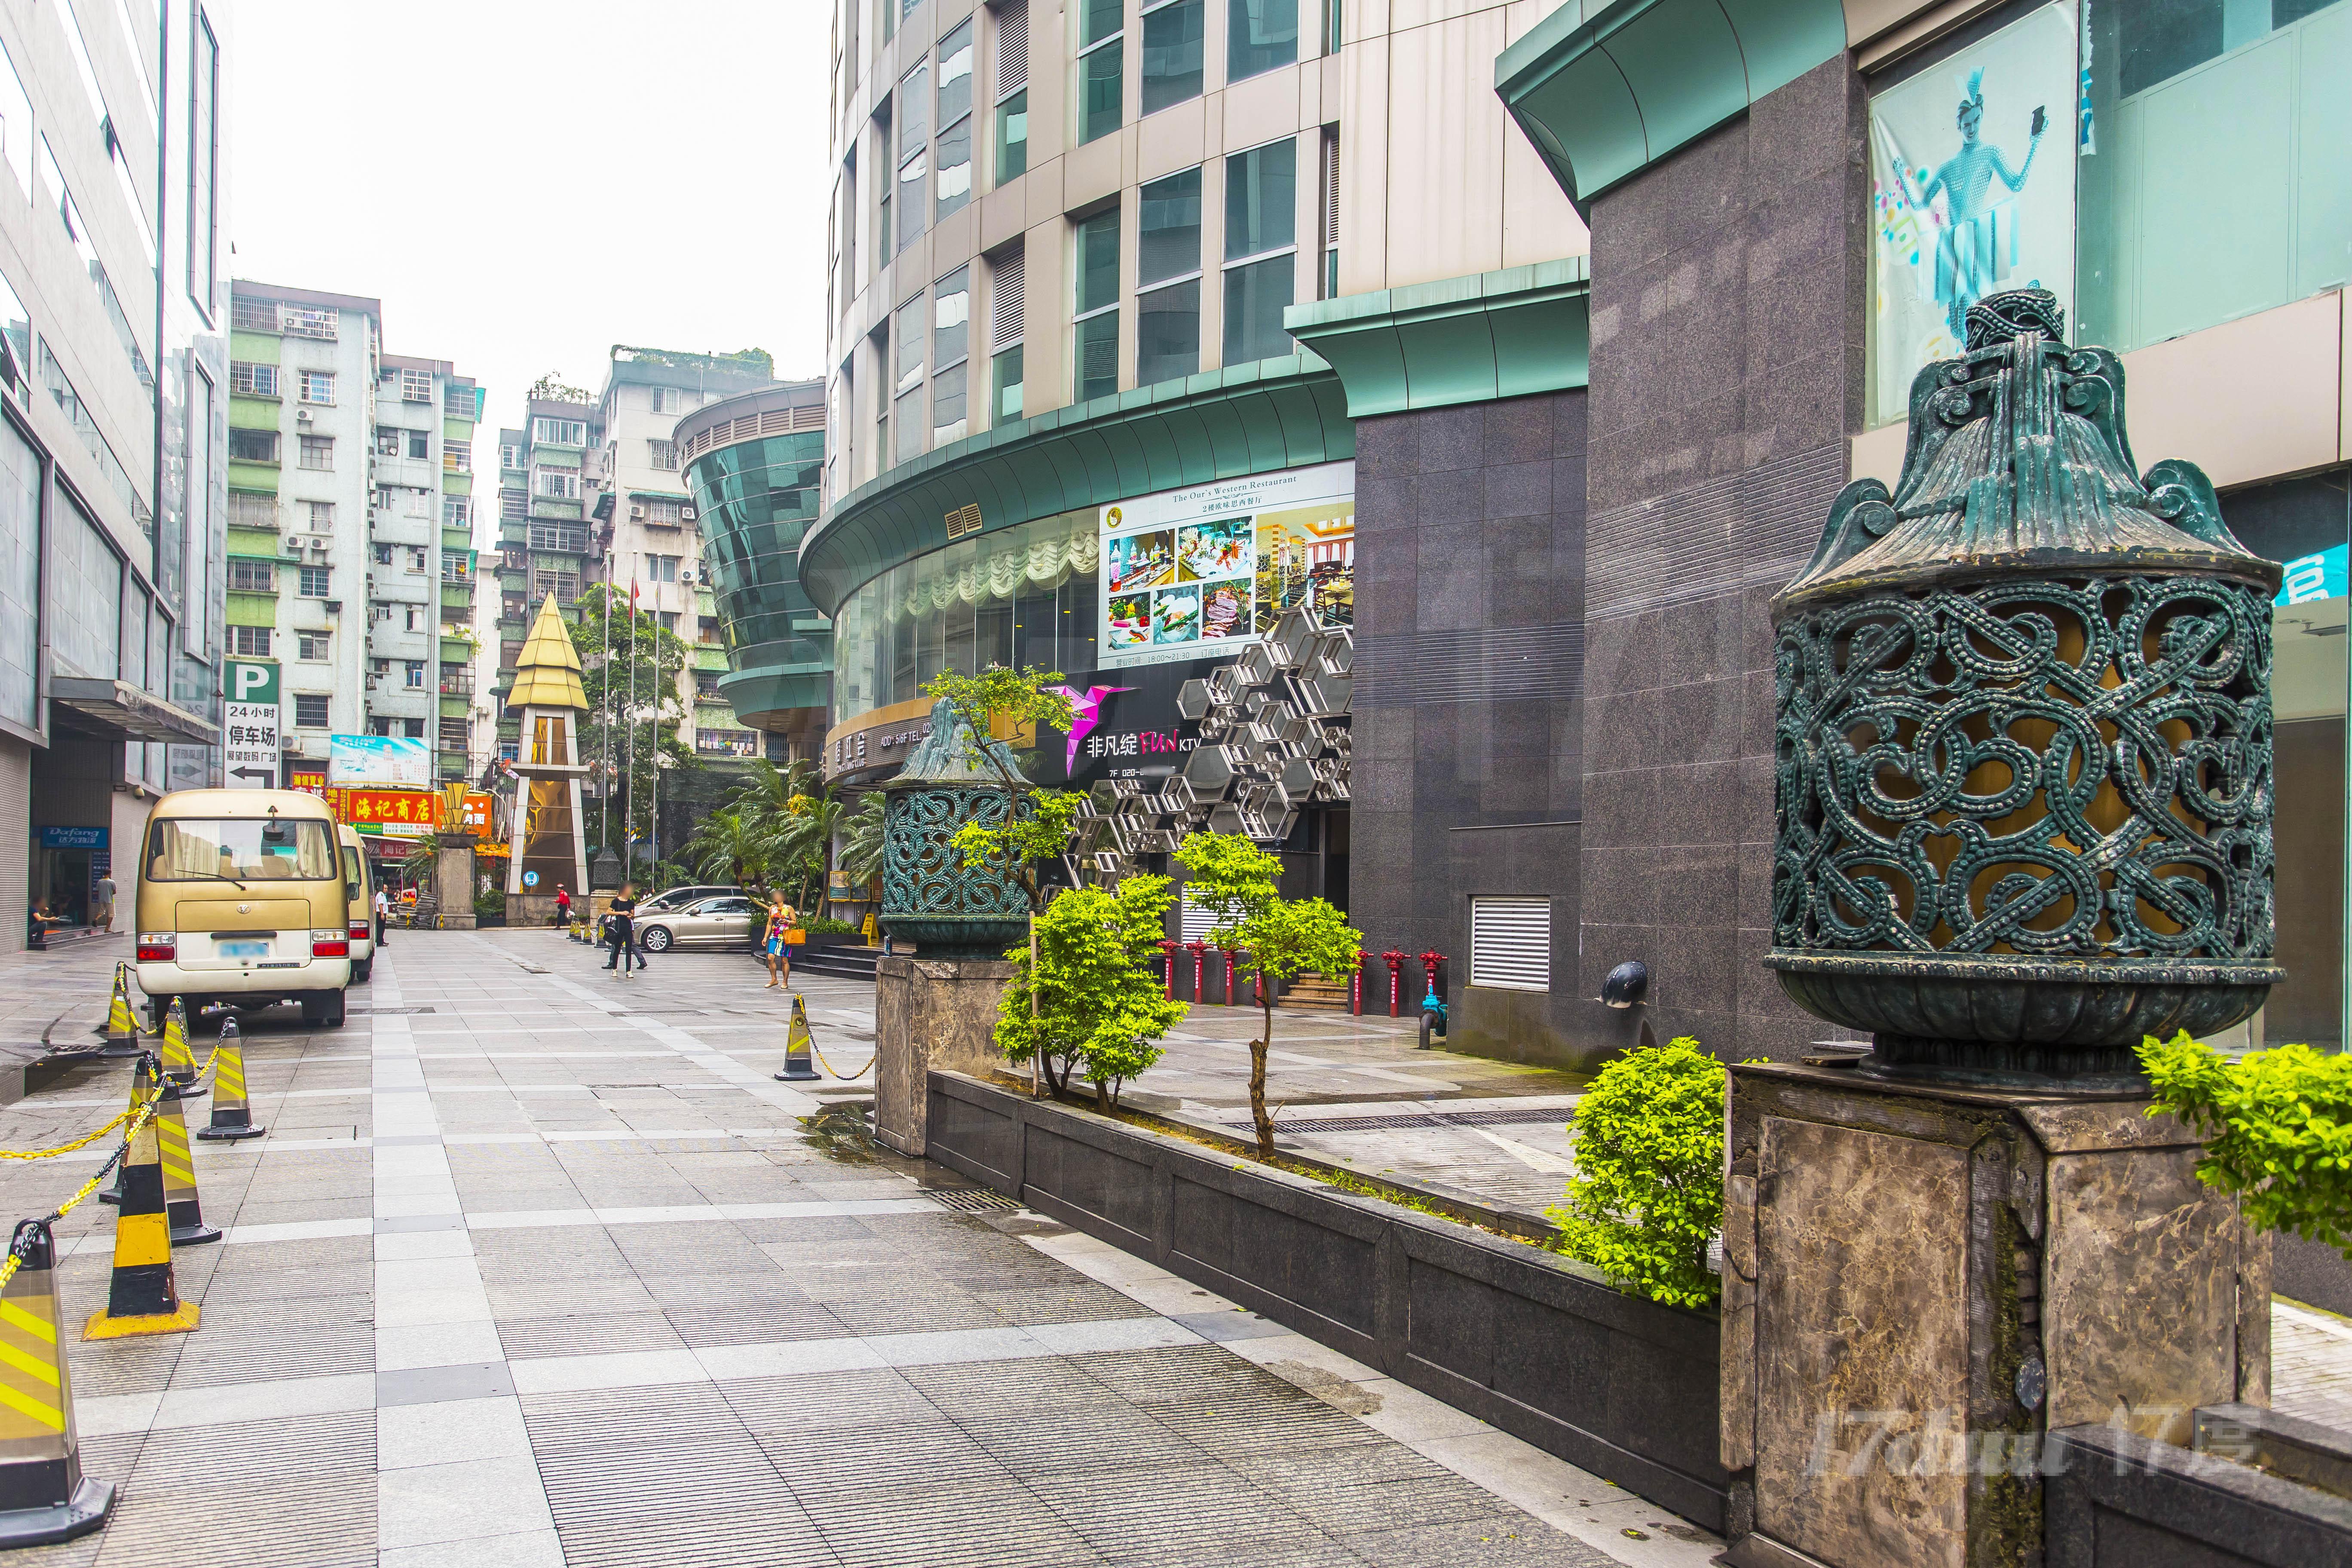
92, 873, 116, 933
374, 885, 390, 946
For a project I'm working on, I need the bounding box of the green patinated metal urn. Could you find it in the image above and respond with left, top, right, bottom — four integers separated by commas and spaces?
878, 698, 1034, 961
1767, 289, 2284, 1085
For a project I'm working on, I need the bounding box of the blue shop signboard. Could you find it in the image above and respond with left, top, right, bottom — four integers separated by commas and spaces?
39, 827, 107, 850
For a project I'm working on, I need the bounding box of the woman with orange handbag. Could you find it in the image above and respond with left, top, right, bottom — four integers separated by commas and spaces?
762, 890, 799, 989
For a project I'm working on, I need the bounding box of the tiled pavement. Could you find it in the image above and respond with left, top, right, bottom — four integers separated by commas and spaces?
0, 932, 1723, 1568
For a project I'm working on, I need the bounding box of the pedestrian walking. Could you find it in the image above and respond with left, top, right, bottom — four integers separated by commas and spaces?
373, 885, 391, 946
92, 872, 116, 934
554, 885, 572, 929
604, 884, 644, 977
761, 891, 798, 989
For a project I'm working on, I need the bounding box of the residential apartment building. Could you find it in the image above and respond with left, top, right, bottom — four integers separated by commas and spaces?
0, 0, 233, 945
491, 398, 602, 751
226, 283, 480, 801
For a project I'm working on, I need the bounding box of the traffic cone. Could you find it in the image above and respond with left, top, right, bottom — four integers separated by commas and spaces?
83, 1097, 199, 1338
98, 965, 142, 1060
196, 1016, 264, 1142
0, 1221, 116, 1544
96, 1055, 160, 1208
153, 1082, 219, 1247
774, 992, 820, 1081
156, 998, 203, 1097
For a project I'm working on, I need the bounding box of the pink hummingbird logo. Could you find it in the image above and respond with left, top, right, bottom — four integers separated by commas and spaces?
1050, 684, 1134, 773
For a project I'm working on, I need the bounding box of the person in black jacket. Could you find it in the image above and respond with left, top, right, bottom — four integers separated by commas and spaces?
603, 885, 644, 977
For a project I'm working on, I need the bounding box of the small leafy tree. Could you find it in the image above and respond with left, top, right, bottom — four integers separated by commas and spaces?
569, 585, 698, 857
2140, 1032, 2352, 1259
1548, 1037, 1726, 1309
994, 874, 1188, 1108
1173, 832, 1362, 1158
925, 666, 1081, 913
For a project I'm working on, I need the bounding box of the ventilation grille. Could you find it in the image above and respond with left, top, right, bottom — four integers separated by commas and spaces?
990, 248, 1025, 352
1321, 126, 1339, 250
1586, 441, 1845, 622
996, 0, 1029, 96
1355, 622, 1582, 706
930, 1186, 1020, 1212
1471, 897, 1552, 993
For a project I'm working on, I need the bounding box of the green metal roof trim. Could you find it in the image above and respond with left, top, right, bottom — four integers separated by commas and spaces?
797, 354, 1353, 616
1495, 0, 1847, 213
1283, 260, 1591, 419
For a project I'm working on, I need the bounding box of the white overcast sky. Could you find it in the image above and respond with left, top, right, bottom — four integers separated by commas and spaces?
225, 0, 832, 434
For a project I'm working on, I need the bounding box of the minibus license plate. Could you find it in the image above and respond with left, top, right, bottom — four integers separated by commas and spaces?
218, 940, 269, 959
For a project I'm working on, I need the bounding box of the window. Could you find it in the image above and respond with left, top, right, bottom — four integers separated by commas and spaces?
535, 470, 581, 500
404, 606, 423, 632
532, 417, 586, 446
230, 361, 278, 396
443, 554, 472, 580
645, 498, 684, 526
1229, 0, 1298, 81
1224, 138, 1297, 364
299, 371, 334, 404
649, 386, 683, 414
445, 384, 475, 417
398, 367, 433, 403
227, 558, 275, 592
1323, 0, 1341, 52
1079, 0, 1123, 144
297, 566, 331, 597
932, 266, 971, 445
649, 554, 680, 583
935, 19, 974, 220
995, 0, 1029, 184
188, 10, 219, 307
443, 497, 470, 529
444, 438, 471, 473
306, 500, 336, 530
407, 430, 429, 460
439, 717, 469, 752
893, 295, 927, 465
227, 493, 277, 530
230, 625, 271, 657
1319, 126, 1340, 299
648, 439, 677, 471
993, 344, 1026, 423
404, 660, 426, 689
294, 694, 330, 729
499, 443, 523, 471
231, 297, 278, 332
298, 435, 334, 471
282, 307, 337, 340
1470, 897, 1550, 992
407, 546, 428, 574
1142, 0, 1205, 114
1073, 208, 1120, 401
375, 428, 401, 457
897, 61, 928, 256
528, 522, 588, 552
1138, 168, 1202, 385
987, 248, 1025, 426
658, 611, 680, 632
228, 428, 279, 463
298, 632, 329, 660
372, 542, 394, 566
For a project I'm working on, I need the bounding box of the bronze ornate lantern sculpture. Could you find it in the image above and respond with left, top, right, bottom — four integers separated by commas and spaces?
1767, 289, 2282, 1084
878, 697, 1034, 960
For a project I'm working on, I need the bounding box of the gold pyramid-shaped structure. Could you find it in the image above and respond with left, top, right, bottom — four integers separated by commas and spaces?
507, 594, 587, 710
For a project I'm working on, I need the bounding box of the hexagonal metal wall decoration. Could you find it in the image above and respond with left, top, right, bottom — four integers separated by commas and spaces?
1176, 680, 1213, 722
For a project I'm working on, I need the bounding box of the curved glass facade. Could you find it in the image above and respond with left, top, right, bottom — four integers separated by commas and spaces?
830, 508, 1102, 726
686, 428, 828, 717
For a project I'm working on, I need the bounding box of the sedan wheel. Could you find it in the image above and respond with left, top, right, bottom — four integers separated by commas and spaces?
640, 925, 674, 953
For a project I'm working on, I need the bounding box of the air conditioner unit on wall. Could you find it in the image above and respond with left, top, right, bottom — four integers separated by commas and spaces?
628, 505, 643, 521
680, 506, 696, 521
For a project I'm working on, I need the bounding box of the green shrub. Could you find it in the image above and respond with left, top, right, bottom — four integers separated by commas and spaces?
2139, 1032, 2352, 1259
473, 888, 506, 917
800, 916, 860, 936
1548, 1036, 1726, 1309
995, 874, 1188, 1108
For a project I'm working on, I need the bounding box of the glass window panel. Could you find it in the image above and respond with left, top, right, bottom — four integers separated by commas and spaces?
1081, 39, 1123, 144
895, 297, 926, 391
1226, 138, 1296, 259
936, 116, 972, 217
1075, 310, 1120, 400
938, 20, 974, 125
933, 267, 971, 368
932, 362, 968, 444
1222, 254, 1294, 363
993, 344, 1025, 422
996, 88, 1029, 183
0, 415, 34, 724
1142, 0, 1205, 114
1228, 0, 1298, 81
898, 63, 929, 160
51, 490, 119, 682
1083, 0, 1123, 48
1077, 209, 1121, 315
894, 387, 925, 463
1137, 280, 1200, 385
896, 148, 926, 252
1139, 167, 1202, 286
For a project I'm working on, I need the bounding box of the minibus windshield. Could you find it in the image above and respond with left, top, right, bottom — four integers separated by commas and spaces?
146, 818, 337, 882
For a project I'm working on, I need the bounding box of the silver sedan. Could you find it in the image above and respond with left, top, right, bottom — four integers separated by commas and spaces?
634, 895, 761, 952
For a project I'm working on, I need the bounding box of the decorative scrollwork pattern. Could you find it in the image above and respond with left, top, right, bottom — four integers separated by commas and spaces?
1772, 576, 2274, 962
882, 787, 1031, 917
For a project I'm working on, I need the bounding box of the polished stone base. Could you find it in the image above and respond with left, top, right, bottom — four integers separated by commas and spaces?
1720, 1062, 2270, 1568
873, 956, 1014, 1156
434, 840, 477, 931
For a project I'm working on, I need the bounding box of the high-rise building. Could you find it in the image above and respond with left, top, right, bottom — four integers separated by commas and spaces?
225, 284, 480, 812
491, 397, 602, 753
0, 0, 234, 946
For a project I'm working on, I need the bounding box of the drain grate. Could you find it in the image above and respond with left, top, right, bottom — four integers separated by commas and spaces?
1216, 1105, 1574, 1134
349, 1004, 438, 1014
929, 1187, 1021, 1213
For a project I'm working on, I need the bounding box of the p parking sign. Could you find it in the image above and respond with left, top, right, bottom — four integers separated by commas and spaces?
224, 660, 282, 790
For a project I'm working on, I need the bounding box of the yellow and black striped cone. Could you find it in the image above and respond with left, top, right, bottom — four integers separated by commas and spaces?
196, 1016, 263, 1142
98, 965, 142, 1060
96, 1055, 160, 1207
774, 992, 820, 1082
156, 998, 202, 1097
0, 1221, 115, 1544
83, 1094, 199, 1338
153, 1081, 219, 1247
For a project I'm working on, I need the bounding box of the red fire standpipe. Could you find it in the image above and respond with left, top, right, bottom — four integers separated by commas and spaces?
1351, 949, 1371, 1015
1158, 939, 1180, 1000
1186, 940, 1209, 1001
1223, 949, 1239, 1006
1419, 950, 1446, 1001
1383, 950, 1408, 1017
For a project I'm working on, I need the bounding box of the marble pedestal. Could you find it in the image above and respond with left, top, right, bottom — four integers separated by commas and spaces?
873, 956, 1014, 1156
1720, 1062, 2270, 1568
433, 836, 477, 930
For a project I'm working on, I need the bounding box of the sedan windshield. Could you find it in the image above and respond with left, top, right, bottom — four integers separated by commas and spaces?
147, 818, 337, 882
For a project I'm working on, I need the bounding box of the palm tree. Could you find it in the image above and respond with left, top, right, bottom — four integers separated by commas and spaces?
839, 790, 887, 894
683, 805, 767, 890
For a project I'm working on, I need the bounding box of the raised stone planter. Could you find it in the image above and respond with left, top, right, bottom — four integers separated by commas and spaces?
2046, 1420, 2352, 1566
925, 1069, 1727, 1529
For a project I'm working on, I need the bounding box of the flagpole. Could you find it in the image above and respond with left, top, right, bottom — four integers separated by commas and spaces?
626, 568, 639, 876
599, 579, 611, 856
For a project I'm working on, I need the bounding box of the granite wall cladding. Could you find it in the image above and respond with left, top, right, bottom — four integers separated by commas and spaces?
1580, 55, 1869, 1065
1348, 389, 1593, 1065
